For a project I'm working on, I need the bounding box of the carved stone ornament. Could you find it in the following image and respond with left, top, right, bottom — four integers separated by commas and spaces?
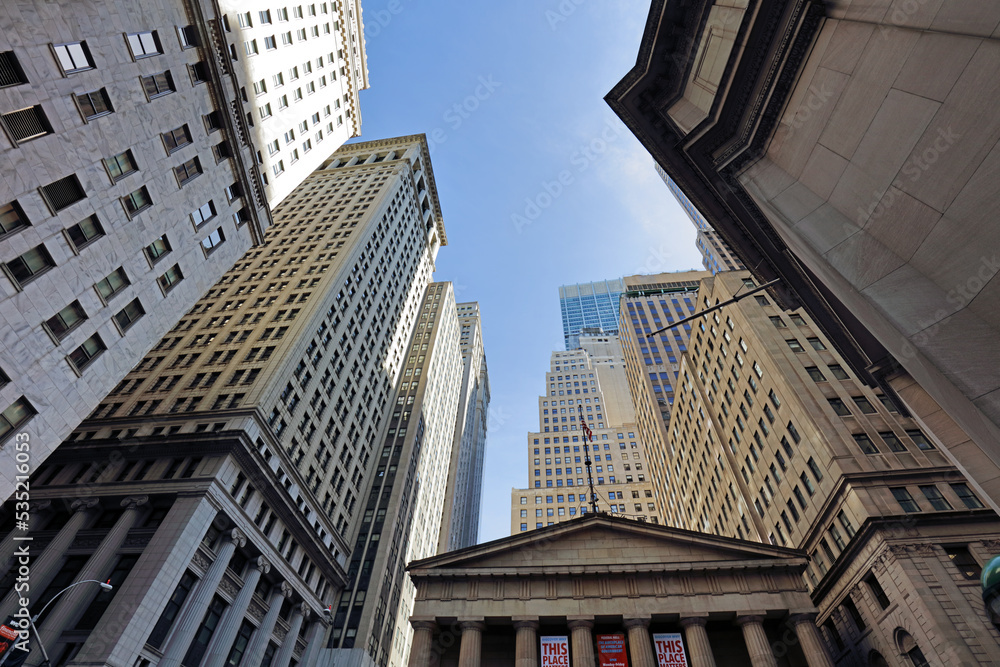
254, 556, 272, 574
191, 549, 212, 571
219, 573, 241, 598
70, 498, 100, 513
248, 598, 267, 622
28, 500, 52, 513
228, 527, 248, 548
121, 495, 150, 510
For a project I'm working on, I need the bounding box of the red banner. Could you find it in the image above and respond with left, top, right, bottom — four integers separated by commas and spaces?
597, 633, 629, 667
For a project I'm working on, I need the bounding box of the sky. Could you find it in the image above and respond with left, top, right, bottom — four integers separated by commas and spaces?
350, 0, 704, 543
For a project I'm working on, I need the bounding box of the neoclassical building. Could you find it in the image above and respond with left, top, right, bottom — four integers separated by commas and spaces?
406, 514, 836, 667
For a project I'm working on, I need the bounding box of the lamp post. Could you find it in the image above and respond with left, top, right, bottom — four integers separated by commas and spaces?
26, 579, 113, 666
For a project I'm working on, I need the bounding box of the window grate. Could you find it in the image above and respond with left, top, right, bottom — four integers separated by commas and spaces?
40, 175, 85, 212
1, 106, 50, 143
0, 51, 27, 87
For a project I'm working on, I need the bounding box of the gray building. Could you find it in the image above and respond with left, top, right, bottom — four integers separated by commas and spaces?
0, 0, 273, 499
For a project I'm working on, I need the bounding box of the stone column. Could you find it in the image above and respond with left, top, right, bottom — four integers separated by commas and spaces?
408, 620, 438, 667
458, 620, 486, 667
680, 617, 716, 667
624, 618, 655, 667
296, 615, 328, 666
203, 556, 271, 667
789, 615, 835, 667
159, 527, 246, 666
34, 496, 148, 652
273, 602, 307, 667
568, 619, 596, 667
736, 615, 777, 667
513, 618, 540, 667
0, 498, 98, 621
243, 582, 292, 666
0, 500, 50, 578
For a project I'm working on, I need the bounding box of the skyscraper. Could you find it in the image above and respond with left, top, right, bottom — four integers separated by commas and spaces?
0, 0, 273, 499
558, 278, 625, 350
0, 134, 447, 665
654, 163, 744, 274
511, 334, 660, 533
438, 301, 490, 552
648, 271, 1000, 663
219, 0, 369, 207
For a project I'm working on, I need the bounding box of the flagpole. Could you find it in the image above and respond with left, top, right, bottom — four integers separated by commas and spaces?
581, 415, 598, 514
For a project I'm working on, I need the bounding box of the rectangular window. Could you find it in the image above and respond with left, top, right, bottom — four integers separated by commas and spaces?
188, 61, 209, 83
245, 39, 259, 56
0, 201, 29, 237
0, 397, 36, 441
122, 186, 152, 216
147, 571, 196, 648
201, 228, 225, 254
259, 10, 273, 23
259, 103, 272, 119
53, 42, 94, 73
2, 105, 52, 144
158, 264, 184, 293
177, 25, 199, 48
126, 32, 162, 59
141, 71, 175, 99
865, 573, 890, 609
174, 157, 202, 185
951, 483, 984, 509
853, 396, 876, 414
69, 334, 105, 372
95, 267, 129, 302
66, 214, 105, 251
891, 487, 920, 513
40, 174, 86, 212
0, 51, 28, 88
920, 485, 952, 511
190, 201, 216, 227
853, 433, 879, 454
162, 125, 192, 153
145, 236, 171, 263
807, 337, 826, 350
5, 244, 54, 286
76, 89, 114, 121
114, 298, 145, 332
828, 364, 849, 380
907, 429, 934, 450
828, 398, 851, 416
945, 546, 982, 580
44, 301, 87, 340
786, 339, 804, 353
879, 431, 906, 452
104, 150, 137, 181
204, 110, 223, 132
264, 35, 277, 50
267, 140, 279, 155
805, 366, 825, 382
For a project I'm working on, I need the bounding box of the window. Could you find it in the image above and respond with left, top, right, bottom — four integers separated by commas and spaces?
212, 141, 231, 162
879, 431, 906, 452
260, 10, 273, 23
204, 110, 223, 132
891, 487, 920, 513
177, 25, 199, 48
273, 160, 285, 176
254, 79, 267, 96
2, 105, 52, 144
122, 187, 152, 216
114, 298, 145, 332
61, 215, 104, 252
76, 89, 113, 120
864, 573, 890, 609
95, 268, 129, 302
853, 396, 876, 414
945, 546, 981, 580
40, 174, 86, 212
0, 51, 28, 88
245, 39, 259, 56
264, 35, 277, 50
5, 244, 54, 286
769, 316, 786, 328
807, 337, 826, 350
0, 397, 35, 440
126, 32, 162, 59
907, 430, 934, 450
158, 264, 183, 292
805, 366, 825, 382
53, 42, 94, 73
828, 398, 851, 416
807, 457, 824, 482
162, 125, 192, 153
44, 301, 87, 340
188, 61, 209, 83
0, 201, 29, 238
201, 228, 225, 254
141, 71, 175, 99
853, 433, 879, 454
267, 140, 280, 155
920, 485, 952, 511
786, 339, 804, 352
828, 364, 849, 380
951, 483, 984, 509
103, 150, 137, 181
69, 334, 105, 372
145, 235, 171, 263
190, 201, 216, 227
174, 158, 202, 185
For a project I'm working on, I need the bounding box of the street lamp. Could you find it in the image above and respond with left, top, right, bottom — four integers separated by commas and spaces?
26, 580, 113, 666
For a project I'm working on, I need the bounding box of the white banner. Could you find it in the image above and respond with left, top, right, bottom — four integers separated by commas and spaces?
653, 633, 689, 667
541, 635, 570, 667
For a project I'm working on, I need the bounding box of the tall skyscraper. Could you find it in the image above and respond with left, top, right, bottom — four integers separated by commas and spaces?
0, 135, 447, 665
219, 0, 369, 207
645, 271, 1000, 663
654, 163, 744, 275
0, 0, 274, 499
511, 334, 660, 533
558, 278, 625, 350
438, 301, 490, 552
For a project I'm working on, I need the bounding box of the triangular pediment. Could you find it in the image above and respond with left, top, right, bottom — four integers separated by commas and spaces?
409, 515, 804, 574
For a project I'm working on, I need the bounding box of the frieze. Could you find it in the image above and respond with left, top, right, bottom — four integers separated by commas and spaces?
219, 573, 241, 600
191, 549, 212, 573
69, 537, 103, 550
248, 598, 267, 622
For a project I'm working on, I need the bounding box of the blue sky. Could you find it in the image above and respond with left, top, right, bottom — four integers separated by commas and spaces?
351, 0, 704, 542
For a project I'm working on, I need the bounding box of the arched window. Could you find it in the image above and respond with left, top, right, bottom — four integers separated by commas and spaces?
868, 650, 889, 667
894, 629, 930, 667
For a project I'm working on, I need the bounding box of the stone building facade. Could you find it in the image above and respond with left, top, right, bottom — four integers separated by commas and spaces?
0, 0, 273, 499
407, 514, 837, 667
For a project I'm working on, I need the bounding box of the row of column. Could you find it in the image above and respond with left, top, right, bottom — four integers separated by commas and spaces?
410, 614, 834, 667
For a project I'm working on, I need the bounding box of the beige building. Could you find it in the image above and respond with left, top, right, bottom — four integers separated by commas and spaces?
511, 336, 660, 533
407, 514, 837, 667
607, 0, 1000, 516
0, 0, 272, 499
649, 271, 1000, 664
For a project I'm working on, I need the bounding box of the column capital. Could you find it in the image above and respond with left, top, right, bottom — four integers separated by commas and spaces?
228, 527, 248, 548
460, 620, 486, 632
28, 499, 52, 513
623, 618, 650, 630
512, 618, 540, 630
121, 495, 149, 510
734, 614, 766, 627
411, 619, 438, 632
787, 613, 817, 626
297, 601, 311, 618
680, 616, 709, 629
253, 556, 272, 574
70, 498, 100, 512
566, 618, 594, 630
279, 581, 295, 597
